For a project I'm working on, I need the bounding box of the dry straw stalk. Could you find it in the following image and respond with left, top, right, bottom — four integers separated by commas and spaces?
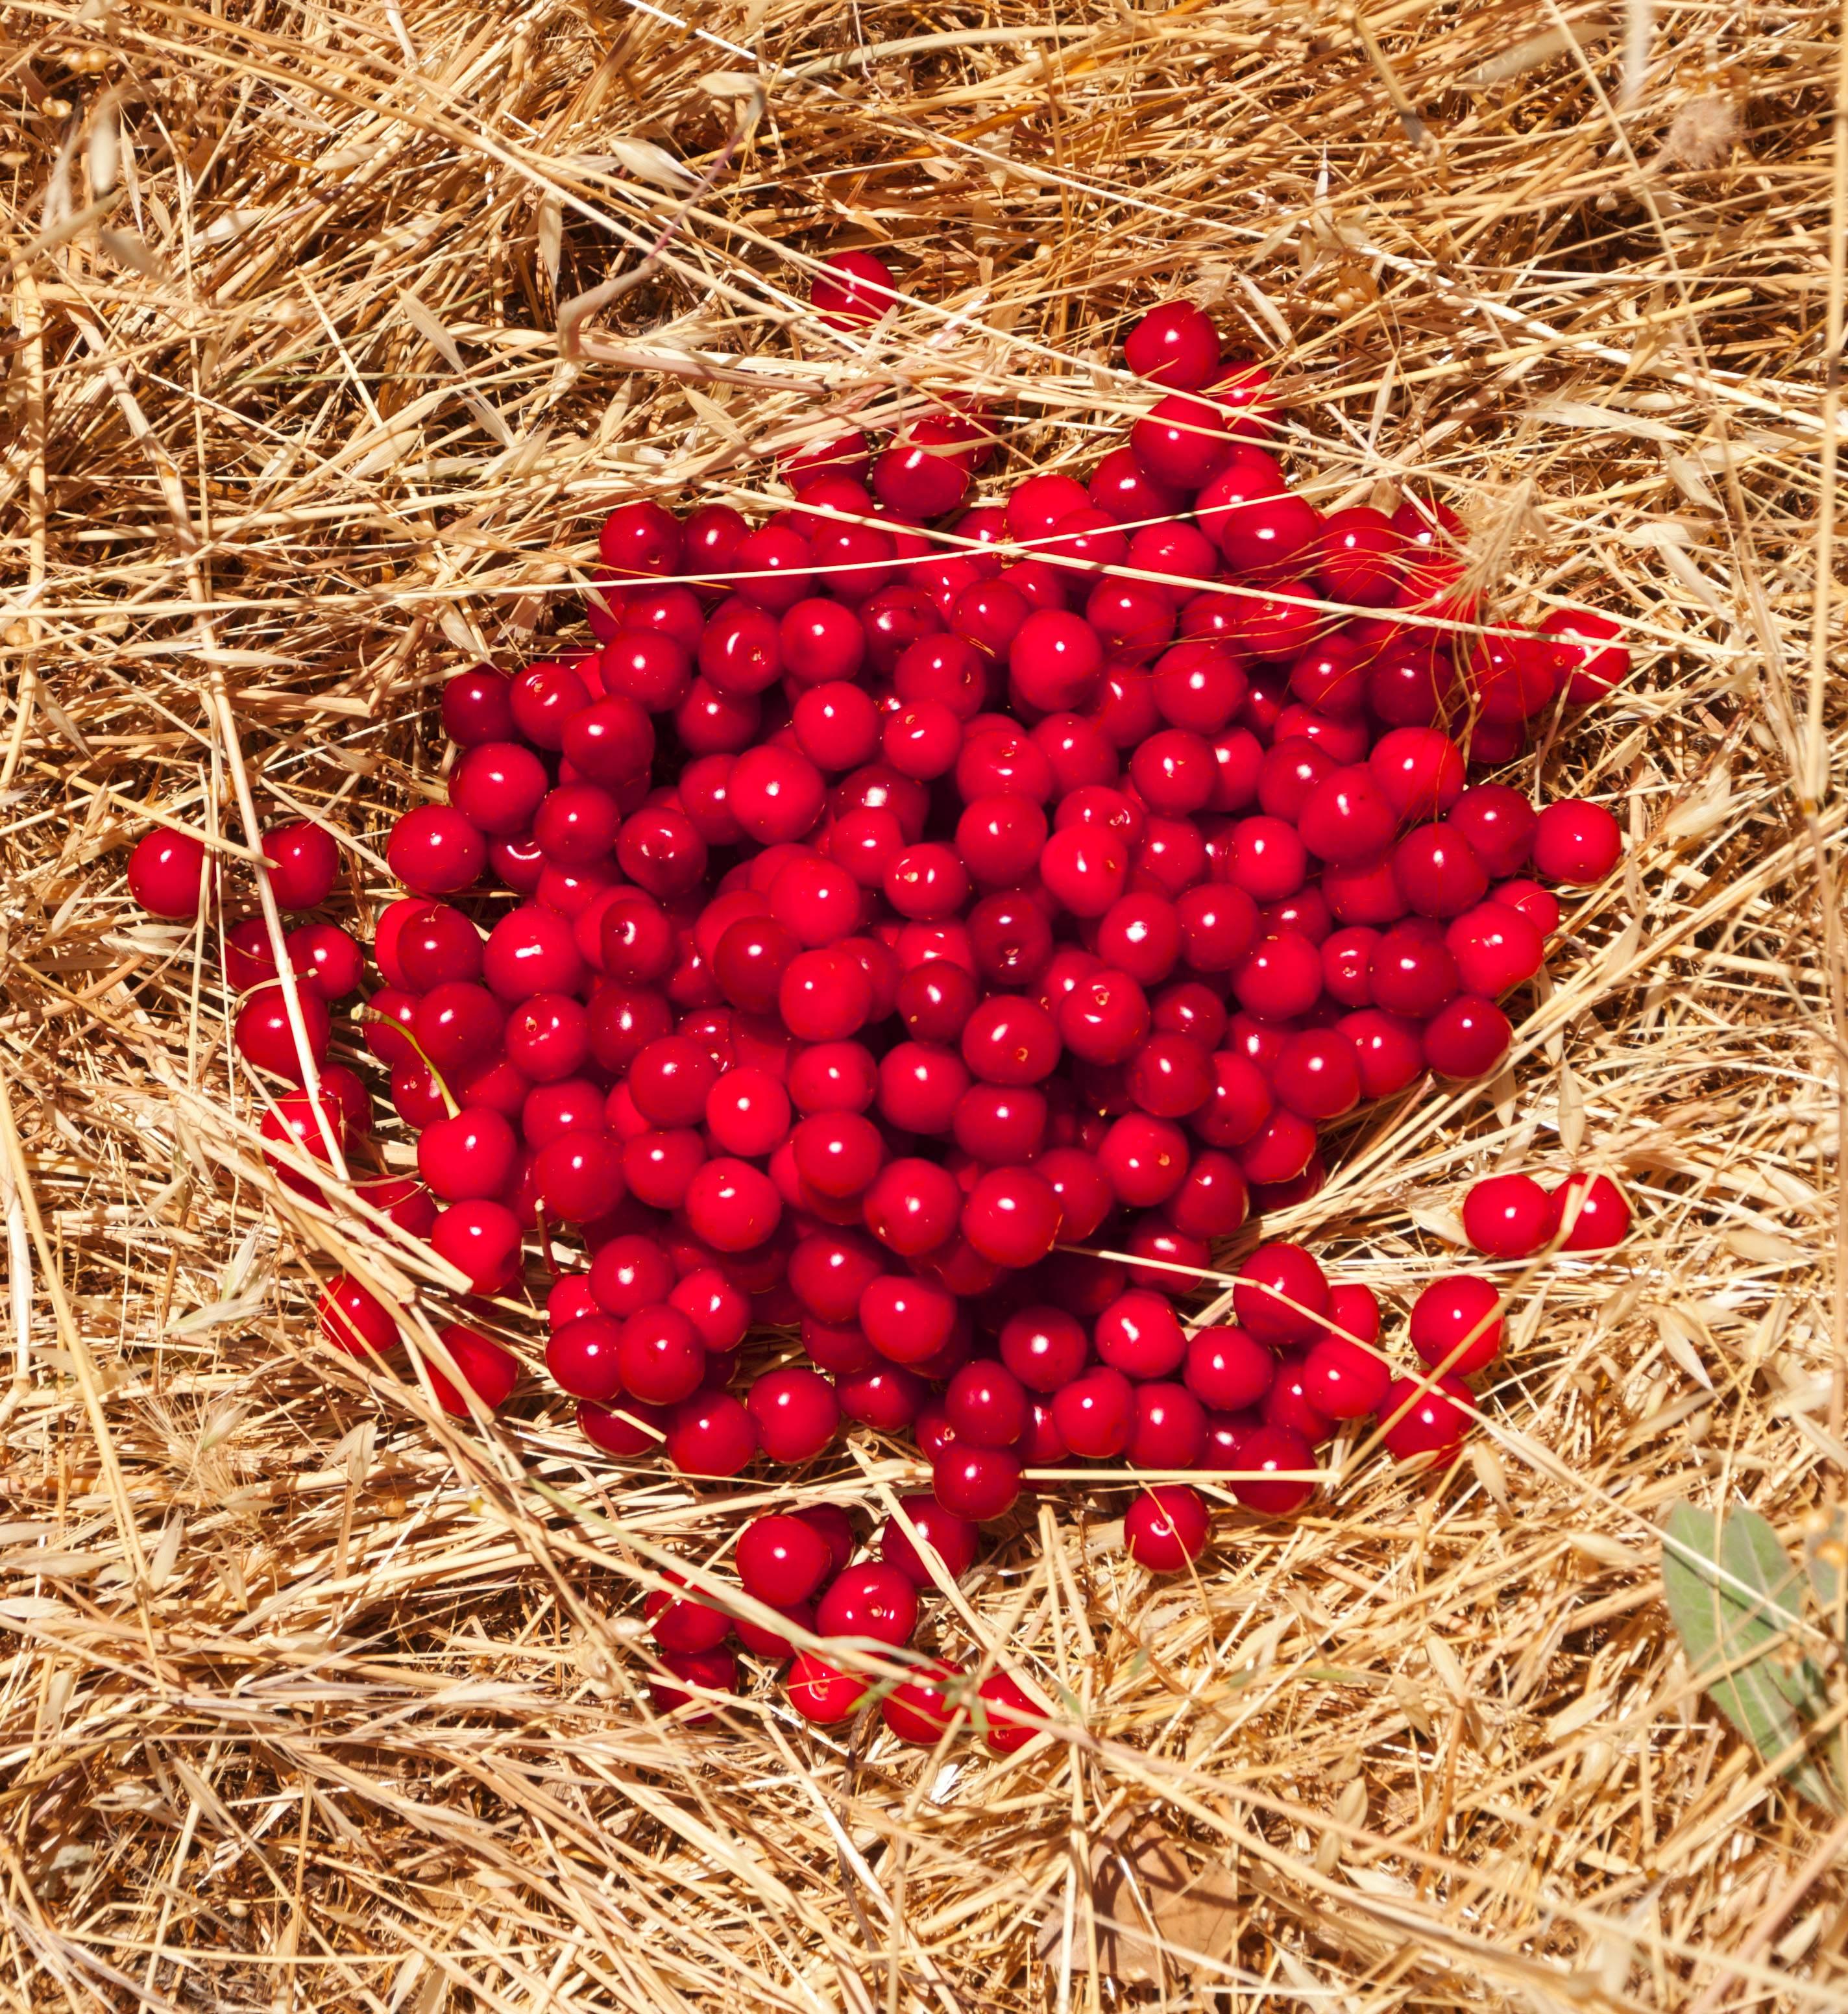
0, 0, 1844, 2005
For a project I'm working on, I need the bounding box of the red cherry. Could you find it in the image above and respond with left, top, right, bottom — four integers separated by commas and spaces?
533, 1129, 625, 1222
1125, 1484, 1211, 1569
1051, 1366, 1134, 1458
670, 1268, 749, 1351
1030, 1150, 1112, 1248
1422, 993, 1512, 1080
387, 805, 485, 896
1368, 726, 1465, 819
1093, 1289, 1187, 1379
1184, 1325, 1273, 1412
234, 982, 332, 1083
1464, 630, 1561, 724
962, 1166, 1062, 1267
1299, 1335, 1390, 1420
1314, 506, 1403, 606
864, 1157, 963, 1257
1409, 1275, 1504, 1374
618, 805, 709, 900
587, 1233, 672, 1313
598, 499, 682, 579
1225, 818, 1308, 904
1125, 301, 1221, 389
1446, 784, 1537, 876
533, 783, 620, 866
484, 905, 585, 1001
1229, 1424, 1316, 1514
1088, 447, 1185, 525
683, 1157, 781, 1252
1126, 1032, 1211, 1118
873, 417, 975, 519
263, 822, 339, 910
1297, 765, 1396, 865
417, 1107, 518, 1201
1322, 853, 1409, 928
665, 1392, 757, 1476
547, 1314, 625, 1400
837, 1362, 926, 1432
1540, 606, 1630, 703
1328, 1283, 1380, 1344
792, 680, 879, 770
859, 1272, 956, 1366
789, 1228, 884, 1324
225, 915, 281, 990
1232, 932, 1321, 1018
563, 696, 655, 786
1366, 642, 1457, 728
428, 1324, 519, 1418
816, 1560, 919, 1647
552, 1281, 600, 1329
1369, 926, 1457, 1018
1319, 926, 1376, 1008
879, 1495, 979, 1588
442, 666, 516, 745
283, 922, 359, 1003
504, 992, 590, 1082
732, 523, 817, 613
956, 995, 1059, 1087
1378, 1373, 1474, 1461
1060, 969, 1151, 1066
1132, 393, 1233, 489
646, 1575, 730, 1654
1550, 1172, 1631, 1251
448, 745, 552, 837
962, 1087, 1047, 1168
611, 1304, 701, 1405
358, 1174, 438, 1236
1394, 824, 1489, 918
1444, 902, 1544, 996
604, 627, 694, 709
932, 1445, 1022, 1521
780, 946, 874, 1040
579, 1397, 669, 1458
811, 248, 899, 327
1461, 1172, 1553, 1257
998, 1305, 1089, 1392
1233, 1242, 1329, 1347
1260, 1352, 1334, 1443
738, 1513, 833, 1608
879, 1659, 967, 1745
430, 1199, 524, 1294
1531, 800, 1622, 885
318, 1273, 400, 1358
747, 1364, 841, 1462
788, 1653, 871, 1723
1339, 1009, 1426, 1098
945, 1360, 1028, 1448
1130, 1383, 1208, 1468
1191, 1050, 1273, 1149
127, 829, 210, 919
509, 659, 592, 746
1097, 1112, 1189, 1208
977, 1670, 1047, 1754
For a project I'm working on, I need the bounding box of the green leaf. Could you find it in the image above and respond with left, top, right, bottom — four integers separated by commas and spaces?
1660, 1503, 1841, 1812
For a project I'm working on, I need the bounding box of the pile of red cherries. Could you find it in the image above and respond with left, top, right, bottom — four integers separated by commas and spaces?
124, 268, 1636, 1741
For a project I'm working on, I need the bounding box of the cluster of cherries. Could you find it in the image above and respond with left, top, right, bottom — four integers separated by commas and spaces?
121, 269, 1636, 1739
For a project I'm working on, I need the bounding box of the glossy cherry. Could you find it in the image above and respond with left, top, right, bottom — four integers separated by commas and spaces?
1124, 1484, 1211, 1570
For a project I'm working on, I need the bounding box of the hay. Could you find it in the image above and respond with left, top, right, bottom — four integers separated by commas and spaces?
1, 0, 1843, 2004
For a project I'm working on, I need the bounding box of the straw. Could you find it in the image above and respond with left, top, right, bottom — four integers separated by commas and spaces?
0, 0, 1843, 2003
